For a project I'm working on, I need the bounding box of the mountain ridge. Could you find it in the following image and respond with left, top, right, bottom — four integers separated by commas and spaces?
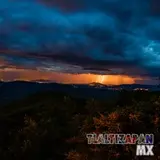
0, 80, 158, 87
0, 81, 159, 106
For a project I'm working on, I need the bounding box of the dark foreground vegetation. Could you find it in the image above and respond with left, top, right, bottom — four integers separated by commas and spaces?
0, 90, 160, 160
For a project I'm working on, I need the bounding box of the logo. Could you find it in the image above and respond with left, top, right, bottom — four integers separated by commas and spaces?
86, 133, 154, 157
86, 133, 154, 145
136, 145, 154, 156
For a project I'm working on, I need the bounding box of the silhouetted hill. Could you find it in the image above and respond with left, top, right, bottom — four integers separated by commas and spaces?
0, 81, 118, 105
0, 81, 160, 160
0, 81, 159, 106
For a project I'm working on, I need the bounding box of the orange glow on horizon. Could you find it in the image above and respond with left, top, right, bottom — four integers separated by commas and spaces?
0, 68, 143, 85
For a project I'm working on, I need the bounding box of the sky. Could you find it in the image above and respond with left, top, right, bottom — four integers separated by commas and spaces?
0, 0, 160, 85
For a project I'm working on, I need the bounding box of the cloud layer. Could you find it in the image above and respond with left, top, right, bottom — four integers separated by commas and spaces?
0, 0, 160, 78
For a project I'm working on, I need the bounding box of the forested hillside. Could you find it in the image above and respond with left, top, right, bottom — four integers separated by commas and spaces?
0, 91, 160, 160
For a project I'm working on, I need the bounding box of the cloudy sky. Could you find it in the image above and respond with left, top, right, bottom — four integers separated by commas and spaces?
0, 0, 160, 85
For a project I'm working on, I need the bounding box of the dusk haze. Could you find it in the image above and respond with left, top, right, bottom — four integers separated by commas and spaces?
0, 0, 160, 160
0, 0, 160, 85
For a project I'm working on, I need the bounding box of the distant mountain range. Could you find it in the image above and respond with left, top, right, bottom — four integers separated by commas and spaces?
88, 82, 159, 90
0, 80, 159, 106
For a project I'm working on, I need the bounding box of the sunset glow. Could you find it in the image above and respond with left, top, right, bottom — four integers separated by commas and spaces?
0, 68, 143, 85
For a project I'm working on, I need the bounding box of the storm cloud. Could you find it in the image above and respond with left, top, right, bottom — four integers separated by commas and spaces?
0, 0, 160, 78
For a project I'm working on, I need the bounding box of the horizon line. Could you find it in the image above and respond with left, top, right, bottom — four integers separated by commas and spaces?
0, 79, 158, 86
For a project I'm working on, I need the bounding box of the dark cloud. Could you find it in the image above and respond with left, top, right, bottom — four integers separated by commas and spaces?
0, 0, 160, 78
